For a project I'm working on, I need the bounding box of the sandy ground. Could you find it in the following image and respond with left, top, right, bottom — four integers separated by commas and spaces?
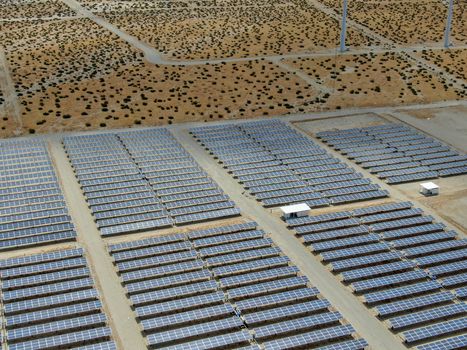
417, 48, 467, 82
1, 0, 75, 19
395, 105, 467, 152
0, 0, 465, 137
20, 58, 316, 132
100, 1, 374, 60
293, 113, 388, 133
284, 52, 464, 110
320, 0, 466, 45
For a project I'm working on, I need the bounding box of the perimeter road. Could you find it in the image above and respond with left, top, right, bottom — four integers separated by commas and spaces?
171, 127, 407, 350
48, 137, 147, 350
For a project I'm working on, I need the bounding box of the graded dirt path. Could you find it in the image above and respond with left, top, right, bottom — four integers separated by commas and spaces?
0, 47, 22, 135
60, 0, 164, 64
48, 137, 147, 350
171, 127, 407, 350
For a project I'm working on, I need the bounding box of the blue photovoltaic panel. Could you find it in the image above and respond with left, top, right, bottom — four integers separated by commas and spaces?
0, 248, 116, 349
190, 120, 387, 208
402, 317, 467, 343
363, 280, 442, 304
262, 324, 355, 350
107, 220, 367, 348
417, 334, 467, 350
243, 300, 331, 326
64, 129, 240, 235
375, 292, 455, 317
0, 140, 77, 249
318, 123, 467, 183
388, 303, 467, 330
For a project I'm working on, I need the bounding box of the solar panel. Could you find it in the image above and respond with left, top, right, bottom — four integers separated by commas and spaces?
8, 327, 112, 350
120, 260, 204, 283
262, 324, 355, 350
6, 300, 102, 328
360, 208, 423, 224
287, 211, 352, 227
416, 334, 467, 350
191, 121, 386, 208
428, 260, 467, 278
295, 218, 361, 236
351, 270, 428, 293
321, 242, 391, 262
390, 231, 456, 249
192, 229, 264, 248
403, 239, 467, 258
147, 316, 243, 347
7, 313, 107, 342
0, 247, 115, 350
130, 280, 218, 307
135, 292, 225, 318
219, 266, 299, 288
310, 233, 381, 253
211, 255, 289, 277
455, 287, 467, 299
319, 124, 467, 183
125, 269, 211, 295
140, 304, 235, 332
370, 215, 434, 232
341, 261, 416, 283
363, 280, 442, 305
228, 276, 309, 300
301, 226, 370, 244
112, 241, 192, 262
381, 223, 446, 240
153, 329, 252, 350
314, 339, 368, 350
402, 317, 467, 343
243, 299, 331, 326
74, 341, 117, 350
330, 251, 402, 272
389, 303, 467, 330
414, 248, 467, 267
255, 312, 342, 340
235, 287, 319, 312
375, 292, 455, 317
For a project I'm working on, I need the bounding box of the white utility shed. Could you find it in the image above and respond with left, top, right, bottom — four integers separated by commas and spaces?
420, 182, 439, 196
280, 203, 311, 219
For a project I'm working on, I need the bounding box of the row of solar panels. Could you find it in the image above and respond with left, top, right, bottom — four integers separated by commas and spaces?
286, 201, 467, 349
190, 119, 388, 209
108, 221, 368, 350
0, 248, 116, 350
316, 123, 467, 184
63, 129, 240, 236
0, 139, 77, 250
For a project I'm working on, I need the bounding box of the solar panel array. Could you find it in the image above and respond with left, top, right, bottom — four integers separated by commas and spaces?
63, 129, 239, 236
0, 248, 116, 350
190, 120, 388, 208
316, 123, 467, 184
108, 221, 367, 349
0, 139, 77, 250
286, 202, 467, 348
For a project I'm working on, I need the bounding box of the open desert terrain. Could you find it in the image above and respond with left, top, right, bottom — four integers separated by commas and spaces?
0, 0, 466, 137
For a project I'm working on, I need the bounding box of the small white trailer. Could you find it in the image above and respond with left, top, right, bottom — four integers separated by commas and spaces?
280, 203, 311, 220
420, 182, 439, 196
